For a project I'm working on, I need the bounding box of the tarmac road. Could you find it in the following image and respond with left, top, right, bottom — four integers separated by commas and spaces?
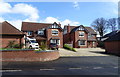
1, 56, 119, 75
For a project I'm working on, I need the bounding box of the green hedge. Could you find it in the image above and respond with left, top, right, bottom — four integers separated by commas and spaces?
63, 44, 77, 52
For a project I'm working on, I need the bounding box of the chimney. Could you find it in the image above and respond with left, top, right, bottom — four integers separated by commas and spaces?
58, 22, 61, 27
67, 24, 70, 33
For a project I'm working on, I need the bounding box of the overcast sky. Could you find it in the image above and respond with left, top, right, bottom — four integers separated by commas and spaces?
0, 1, 118, 30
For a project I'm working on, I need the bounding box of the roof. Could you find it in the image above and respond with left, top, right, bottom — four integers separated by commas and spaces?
102, 30, 118, 38
0, 21, 24, 35
64, 25, 97, 34
21, 22, 62, 31
104, 30, 120, 42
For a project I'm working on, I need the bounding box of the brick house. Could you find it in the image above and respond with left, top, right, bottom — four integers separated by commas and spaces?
21, 22, 63, 48
0, 21, 24, 48
103, 30, 120, 55
63, 24, 97, 48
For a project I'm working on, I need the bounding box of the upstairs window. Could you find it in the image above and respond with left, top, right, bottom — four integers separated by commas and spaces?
52, 30, 58, 36
27, 31, 32, 36
51, 24, 59, 28
38, 30, 44, 35
78, 27, 84, 30
79, 32, 84, 37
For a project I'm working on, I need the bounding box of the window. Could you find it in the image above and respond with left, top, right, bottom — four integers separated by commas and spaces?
52, 30, 58, 35
78, 40, 86, 46
88, 33, 91, 37
38, 30, 44, 35
79, 32, 84, 37
78, 27, 84, 30
27, 31, 32, 36
51, 24, 59, 28
50, 39, 60, 45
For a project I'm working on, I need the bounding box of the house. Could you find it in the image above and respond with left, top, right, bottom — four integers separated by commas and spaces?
103, 30, 120, 55
63, 24, 97, 48
21, 22, 63, 48
0, 21, 24, 48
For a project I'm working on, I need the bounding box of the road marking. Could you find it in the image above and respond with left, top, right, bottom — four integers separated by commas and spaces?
1, 70, 22, 72
40, 69, 55, 71
69, 67, 82, 70
93, 67, 103, 69
113, 67, 118, 68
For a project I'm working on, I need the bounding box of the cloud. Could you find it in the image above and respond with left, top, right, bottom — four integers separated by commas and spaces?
12, 3, 39, 21
0, 2, 39, 21
0, 17, 4, 22
40, 17, 60, 23
73, 2, 79, 9
0, 2, 11, 14
40, 17, 80, 28
8, 20, 22, 30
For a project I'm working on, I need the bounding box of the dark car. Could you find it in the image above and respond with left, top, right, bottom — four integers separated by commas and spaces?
49, 43, 59, 50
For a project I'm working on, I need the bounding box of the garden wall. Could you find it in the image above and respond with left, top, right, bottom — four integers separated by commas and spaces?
0, 49, 60, 61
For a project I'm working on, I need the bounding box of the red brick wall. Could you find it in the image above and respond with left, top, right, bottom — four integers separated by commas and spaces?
74, 31, 88, 48
46, 29, 63, 48
0, 35, 24, 48
105, 41, 120, 55
0, 50, 60, 61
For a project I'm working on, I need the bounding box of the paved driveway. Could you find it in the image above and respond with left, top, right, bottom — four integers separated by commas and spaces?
59, 48, 110, 56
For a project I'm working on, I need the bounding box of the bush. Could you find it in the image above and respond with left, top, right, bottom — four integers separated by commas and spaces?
7, 41, 24, 49
63, 44, 77, 52
13, 43, 24, 49
97, 41, 105, 49
7, 40, 15, 48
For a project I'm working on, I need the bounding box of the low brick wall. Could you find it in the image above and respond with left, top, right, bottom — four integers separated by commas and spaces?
0, 49, 60, 61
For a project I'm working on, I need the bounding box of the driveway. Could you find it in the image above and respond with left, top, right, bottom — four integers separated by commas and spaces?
59, 48, 110, 56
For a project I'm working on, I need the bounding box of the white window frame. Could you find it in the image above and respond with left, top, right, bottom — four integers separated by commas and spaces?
78, 40, 86, 46
52, 30, 58, 36
79, 32, 84, 37
50, 39, 60, 45
38, 30, 44, 35
27, 31, 32, 36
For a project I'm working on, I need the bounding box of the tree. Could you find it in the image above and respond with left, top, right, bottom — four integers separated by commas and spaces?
107, 18, 117, 31
118, 17, 120, 29
91, 18, 107, 37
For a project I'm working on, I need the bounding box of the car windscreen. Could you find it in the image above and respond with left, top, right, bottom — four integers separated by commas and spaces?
30, 40, 37, 43
50, 43, 57, 45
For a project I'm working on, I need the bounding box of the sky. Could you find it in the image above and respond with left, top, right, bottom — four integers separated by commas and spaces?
0, 1, 118, 30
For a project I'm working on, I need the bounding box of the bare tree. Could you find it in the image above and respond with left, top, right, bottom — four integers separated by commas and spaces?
118, 17, 120, 29
107, 18, 117, 31
91, 18, 107, 37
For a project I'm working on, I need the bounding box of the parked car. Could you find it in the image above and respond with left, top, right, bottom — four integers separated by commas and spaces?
25, 37, 39, 49
49, 43, 59, 50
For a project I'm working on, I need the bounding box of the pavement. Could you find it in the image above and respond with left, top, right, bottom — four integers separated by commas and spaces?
59, 48, 110, 56
1, 48, 119, 76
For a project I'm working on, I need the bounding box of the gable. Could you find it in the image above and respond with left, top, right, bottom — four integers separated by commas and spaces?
71, 25, 89, 33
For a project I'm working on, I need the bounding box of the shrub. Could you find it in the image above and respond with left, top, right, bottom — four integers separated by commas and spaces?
97, 41, 105, 49
13, 43, 24, 49
7, 41, 24, 49
7, 40, 15, 48
63, 44, 77, 52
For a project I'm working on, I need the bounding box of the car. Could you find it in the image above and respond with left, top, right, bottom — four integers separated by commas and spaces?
25, 37, 39, 49
49, 43, 59, 50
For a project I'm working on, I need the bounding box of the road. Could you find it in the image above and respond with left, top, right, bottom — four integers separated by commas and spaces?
1, 56, 119, 75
